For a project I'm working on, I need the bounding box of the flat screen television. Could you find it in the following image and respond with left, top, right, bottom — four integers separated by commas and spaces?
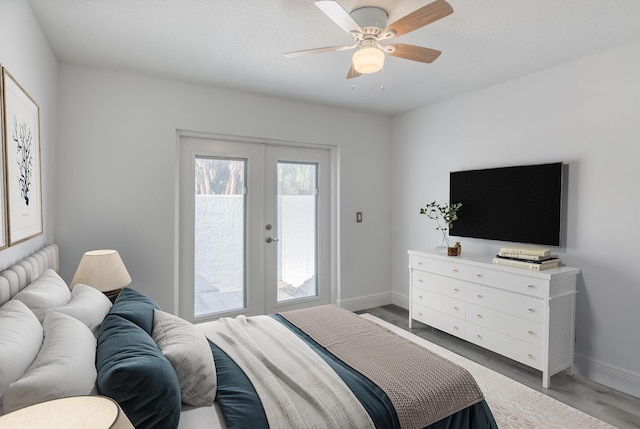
449, 162, 563, 246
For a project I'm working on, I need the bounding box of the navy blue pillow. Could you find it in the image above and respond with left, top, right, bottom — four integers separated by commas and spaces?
97, 314, 181, 429
109, 287, 160, 335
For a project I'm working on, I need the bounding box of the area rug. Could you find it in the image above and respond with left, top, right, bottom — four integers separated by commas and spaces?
360, 313, 615, 429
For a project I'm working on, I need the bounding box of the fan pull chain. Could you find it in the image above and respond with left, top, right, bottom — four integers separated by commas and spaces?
380, 67, 385, 90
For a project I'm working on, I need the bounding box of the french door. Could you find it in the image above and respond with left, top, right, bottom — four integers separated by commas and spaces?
179, 136, 333, 322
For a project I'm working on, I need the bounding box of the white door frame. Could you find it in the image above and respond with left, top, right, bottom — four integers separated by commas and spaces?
176, 131, 339, 321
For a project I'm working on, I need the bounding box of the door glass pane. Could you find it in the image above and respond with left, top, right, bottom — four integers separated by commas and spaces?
277, 162, 317, 302
194, 156, 246, 316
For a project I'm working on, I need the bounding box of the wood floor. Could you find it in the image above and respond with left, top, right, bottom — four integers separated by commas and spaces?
360, 305, 640, 429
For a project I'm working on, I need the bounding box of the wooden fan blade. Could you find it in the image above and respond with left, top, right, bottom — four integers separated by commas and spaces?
347, 64, 361, 79
387, 44, 441, 63
284, 45, 353, 58
315, 0, 362, 34
385, 0, 453, 38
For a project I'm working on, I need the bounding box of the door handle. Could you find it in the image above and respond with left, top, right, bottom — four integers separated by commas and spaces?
265, 237, 279, 243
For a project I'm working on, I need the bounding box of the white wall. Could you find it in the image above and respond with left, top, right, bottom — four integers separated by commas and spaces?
391, 41, 640, 396
0, 0, 57, 269
55, 64, 392, 313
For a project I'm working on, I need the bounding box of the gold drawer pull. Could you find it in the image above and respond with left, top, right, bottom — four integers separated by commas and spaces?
418, 312, 423, 317
453, 325, 459, 330
476, 334, 482, 339
527, 353, 534, 359
476, 294, 483, 299
418, 261, 423, 265
453, 288, 459, 292
452, 268, 459, 273
418, 278, 424, 283
527, 330, 534, 335
528, 308, 535, 313
476, 314, 482, 318
476, 273, 482, 278
453, 306, 458, 311
527, 284, 534, 289
418, 295, 423, 300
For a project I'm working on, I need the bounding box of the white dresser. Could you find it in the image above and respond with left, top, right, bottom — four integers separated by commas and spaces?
408, 249, 580, 388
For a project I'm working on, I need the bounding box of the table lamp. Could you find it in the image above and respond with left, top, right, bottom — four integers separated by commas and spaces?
70, 249, 132, 301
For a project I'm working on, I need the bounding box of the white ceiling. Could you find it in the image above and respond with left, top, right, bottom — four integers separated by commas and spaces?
27, 0, 640, 116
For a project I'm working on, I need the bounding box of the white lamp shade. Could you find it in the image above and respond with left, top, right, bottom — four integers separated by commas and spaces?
0, 395, 134, 428
352, 47, 385, 74
70, 249, 132, 292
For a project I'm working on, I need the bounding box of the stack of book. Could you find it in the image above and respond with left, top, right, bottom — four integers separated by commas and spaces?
493, 246, 559, 271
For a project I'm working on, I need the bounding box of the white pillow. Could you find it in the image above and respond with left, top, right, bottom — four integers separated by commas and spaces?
12, 269, 71, 322
3, 312, 97, 414
0, 300, 43, 411
48, 284, 112, 336
152, 309, 216, 406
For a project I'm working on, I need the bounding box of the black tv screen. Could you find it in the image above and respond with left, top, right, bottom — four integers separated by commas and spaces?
449, 162, 563, 246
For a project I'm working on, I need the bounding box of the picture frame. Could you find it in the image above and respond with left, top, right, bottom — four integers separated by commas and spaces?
1, 67, 43, 245
0, 65, 6, 250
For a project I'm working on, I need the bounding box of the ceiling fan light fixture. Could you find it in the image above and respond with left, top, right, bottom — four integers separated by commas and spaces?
352, 46, 385, 74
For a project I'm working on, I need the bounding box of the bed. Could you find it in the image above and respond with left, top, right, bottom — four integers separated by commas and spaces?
0, 245, 497, 429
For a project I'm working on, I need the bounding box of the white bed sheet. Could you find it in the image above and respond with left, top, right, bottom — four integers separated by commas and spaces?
179, 402, 226, 429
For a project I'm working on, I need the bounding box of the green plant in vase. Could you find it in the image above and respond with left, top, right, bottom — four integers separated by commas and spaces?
419, 201, 462, 251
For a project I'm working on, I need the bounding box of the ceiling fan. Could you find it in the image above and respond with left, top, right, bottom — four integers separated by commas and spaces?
284, 0, 453, 79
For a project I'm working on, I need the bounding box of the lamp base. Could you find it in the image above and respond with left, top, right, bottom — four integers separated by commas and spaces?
104, 288, 122, 303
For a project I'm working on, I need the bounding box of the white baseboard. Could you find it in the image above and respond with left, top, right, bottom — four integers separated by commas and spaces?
338, 291, 409, 313
338, 292, 392, 312
391, 291, 409, 310
574, 354, 640, 398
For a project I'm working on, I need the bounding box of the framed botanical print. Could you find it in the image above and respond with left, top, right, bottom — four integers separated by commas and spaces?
2, 67, 43, 245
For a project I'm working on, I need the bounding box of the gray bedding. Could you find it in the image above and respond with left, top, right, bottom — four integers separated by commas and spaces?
281, 305, 485, 428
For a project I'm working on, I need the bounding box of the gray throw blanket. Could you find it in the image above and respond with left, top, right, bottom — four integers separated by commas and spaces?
281, 305, 485, 429
199, 314, 375, 429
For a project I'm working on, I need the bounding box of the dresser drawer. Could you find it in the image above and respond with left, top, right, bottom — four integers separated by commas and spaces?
466, 323, 544, 370
412, 271, 466, 299
466, 303, 544, 346
409, 254, 435, 270
462, 267, 551, 298
410, 254, 468, 279
412, 302, 465, 338
412, 287, 465, 319
467, 283, 544, 323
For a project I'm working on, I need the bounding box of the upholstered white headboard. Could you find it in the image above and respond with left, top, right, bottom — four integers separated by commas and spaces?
0, 244, 59, 306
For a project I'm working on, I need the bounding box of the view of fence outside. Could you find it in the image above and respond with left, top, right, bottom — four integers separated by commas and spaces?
193, 157, 317, 316
194, 195, 316, 316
